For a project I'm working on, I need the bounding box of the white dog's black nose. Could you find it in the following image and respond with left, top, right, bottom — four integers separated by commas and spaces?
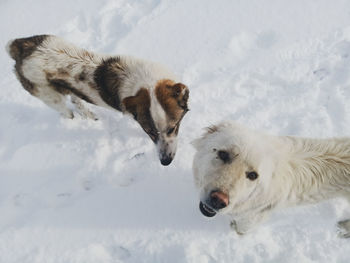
208, 190, 229, 210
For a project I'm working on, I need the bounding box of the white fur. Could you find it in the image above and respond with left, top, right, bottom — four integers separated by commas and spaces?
118, 56, 178, 99
192, 121, 350, 237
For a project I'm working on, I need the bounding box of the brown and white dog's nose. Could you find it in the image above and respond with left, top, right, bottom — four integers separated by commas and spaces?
160, 156, 173, 166
157, 138, 177, 166
208, 190, 229, 210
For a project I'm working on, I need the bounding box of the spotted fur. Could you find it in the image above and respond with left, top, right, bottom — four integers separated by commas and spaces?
7, 34, 189, 165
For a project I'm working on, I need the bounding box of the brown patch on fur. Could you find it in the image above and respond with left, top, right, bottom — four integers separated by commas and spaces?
79, 71, 86, 81
74, 66, 87, 82
48, 78, 95, 105
123, 88, 159, 143
8, 35, 49, 62
8, 35, 48, 95
94, 57, 125, 111
57, 68, 69, 76
45, 71, 53, 80
45, 67, 70, 82
14, 67, 37, 95
155, 79, 189, 121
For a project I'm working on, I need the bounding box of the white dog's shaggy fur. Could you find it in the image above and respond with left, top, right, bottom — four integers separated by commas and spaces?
192, 121, 350, 237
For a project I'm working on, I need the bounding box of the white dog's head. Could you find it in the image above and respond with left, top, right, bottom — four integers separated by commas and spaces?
192, 122, 278, 217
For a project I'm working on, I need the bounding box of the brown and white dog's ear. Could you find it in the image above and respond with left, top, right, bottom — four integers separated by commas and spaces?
169, 83, 189, 111
122, 89, 159, 143
123, 94, 138, 119
155, 80, 190, 121
122, 88, 150, 119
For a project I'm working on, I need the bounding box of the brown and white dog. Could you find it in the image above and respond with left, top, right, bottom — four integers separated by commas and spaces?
6, 35, 189, 166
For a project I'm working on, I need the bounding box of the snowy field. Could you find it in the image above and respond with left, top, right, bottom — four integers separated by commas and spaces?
1, 0, 350, 262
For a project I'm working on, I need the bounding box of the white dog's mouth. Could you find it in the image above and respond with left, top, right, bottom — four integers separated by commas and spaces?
199, 201, 217, 217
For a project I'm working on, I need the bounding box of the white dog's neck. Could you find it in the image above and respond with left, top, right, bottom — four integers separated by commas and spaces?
274, 136, 350, 205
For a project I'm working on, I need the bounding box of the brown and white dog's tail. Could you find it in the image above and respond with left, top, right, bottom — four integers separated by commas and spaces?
6, 35, 49, 61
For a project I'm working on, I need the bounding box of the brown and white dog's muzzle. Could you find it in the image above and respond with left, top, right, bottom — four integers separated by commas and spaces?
157, 137, 177, 166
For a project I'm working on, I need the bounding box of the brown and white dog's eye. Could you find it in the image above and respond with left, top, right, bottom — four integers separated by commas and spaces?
167, 127, 175, 135
246, 171, 259, 181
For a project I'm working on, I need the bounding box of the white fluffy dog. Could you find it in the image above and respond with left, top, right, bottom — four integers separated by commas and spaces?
192, 121, 350, 237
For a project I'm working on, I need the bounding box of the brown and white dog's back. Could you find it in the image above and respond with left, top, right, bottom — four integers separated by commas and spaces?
7, 35, 189, 165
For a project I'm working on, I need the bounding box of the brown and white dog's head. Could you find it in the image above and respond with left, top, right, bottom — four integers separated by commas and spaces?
123, 79, 189, 165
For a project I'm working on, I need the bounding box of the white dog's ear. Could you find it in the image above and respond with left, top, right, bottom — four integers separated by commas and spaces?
192, 125, 220, 150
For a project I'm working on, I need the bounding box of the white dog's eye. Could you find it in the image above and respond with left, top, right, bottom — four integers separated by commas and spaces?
246, 171, 259, 181
217, 150, 231, 163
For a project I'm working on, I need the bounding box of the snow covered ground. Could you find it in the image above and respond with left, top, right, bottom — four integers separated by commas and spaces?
1, 0, 350, 262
